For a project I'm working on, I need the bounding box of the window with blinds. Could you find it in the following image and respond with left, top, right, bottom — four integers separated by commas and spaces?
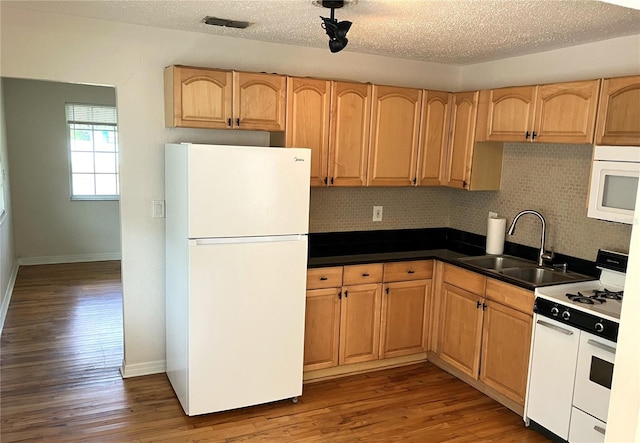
66, 103, 119, 199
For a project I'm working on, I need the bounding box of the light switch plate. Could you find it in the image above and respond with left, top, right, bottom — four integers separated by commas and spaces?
153, 200, 165, 218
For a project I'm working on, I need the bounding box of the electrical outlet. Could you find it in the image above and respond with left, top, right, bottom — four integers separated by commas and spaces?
153, 200, 165, 218
373, 206, 383, 222
488, 211, 498, 218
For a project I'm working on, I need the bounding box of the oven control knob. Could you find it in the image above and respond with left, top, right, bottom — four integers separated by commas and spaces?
595, 322, 605, 333
550, 306, 559, 316
561, 310, 571, 320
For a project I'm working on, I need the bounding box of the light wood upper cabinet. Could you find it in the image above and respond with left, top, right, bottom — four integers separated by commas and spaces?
286, 77, 331, 187
329, 81, 372, 187
477, 86, 537, 142
368, 86, 422, 186
444, 91, 479, 190
233, 71, 286, 131
287, 79, 371, 187
165, 66, 232, 129
417, 91, 452, 186
533, 80, 600, 144
480, 299, 532, 405
596, 75, 640, 146
476, 79, 600, 144
164, 66, 285, 131
304, 287, 341, 371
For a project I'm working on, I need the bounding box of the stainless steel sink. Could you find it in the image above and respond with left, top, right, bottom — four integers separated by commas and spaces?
456, 254, 595, 287
457, 255, 537, 271
498, 267, 586, 285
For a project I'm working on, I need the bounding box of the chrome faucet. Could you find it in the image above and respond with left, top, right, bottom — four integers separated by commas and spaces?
507, 210, 553, 267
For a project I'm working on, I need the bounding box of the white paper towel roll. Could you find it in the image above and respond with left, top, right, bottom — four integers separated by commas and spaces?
486, 217, 507, 255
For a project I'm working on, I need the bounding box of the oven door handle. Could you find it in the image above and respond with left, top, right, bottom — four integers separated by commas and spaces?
594, 425, 606, 435
587, 339, 616, 355
536, 319, 574, 336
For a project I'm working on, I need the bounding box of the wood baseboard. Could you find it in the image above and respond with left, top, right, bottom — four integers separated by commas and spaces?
426, 351, 524, 416
0, 262, 19, 334
303, 352, 428, 383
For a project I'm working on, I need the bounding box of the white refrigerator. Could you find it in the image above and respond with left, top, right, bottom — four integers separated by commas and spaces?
165, 143, 311, 416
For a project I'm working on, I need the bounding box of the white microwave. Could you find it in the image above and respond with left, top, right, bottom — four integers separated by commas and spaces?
588, 146, 640, 224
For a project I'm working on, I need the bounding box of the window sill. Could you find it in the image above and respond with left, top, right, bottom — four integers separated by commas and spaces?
71, 196, 120, 202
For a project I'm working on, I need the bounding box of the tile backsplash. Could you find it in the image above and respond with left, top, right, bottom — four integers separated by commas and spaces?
310, 187, 450, 233
309, 143, 632, 262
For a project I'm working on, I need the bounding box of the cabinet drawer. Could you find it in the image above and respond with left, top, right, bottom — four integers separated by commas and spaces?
442, 263, 486, 295
383, 260, 433, 282
343, 263, 384, 285
485, 278, 534, 314
307, 267, 343, 289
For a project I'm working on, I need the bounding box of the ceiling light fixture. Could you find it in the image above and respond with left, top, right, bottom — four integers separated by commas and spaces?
317, 0, 352, 53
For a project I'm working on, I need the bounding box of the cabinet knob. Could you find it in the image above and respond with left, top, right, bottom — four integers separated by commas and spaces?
324, 177, 328, 185
476, 300, 482, 309
362, 273, 370, 277
320, 277, 328, 281
407, 270, 415, 274
236, 118, 240, 126
338, 291, 342, 299
330, 177, 334, 185
227, 118, 232, 127
525, 131, 531, 139
385, 287, 390, 295
344, 290, 348, 298
532, 131, 537, 140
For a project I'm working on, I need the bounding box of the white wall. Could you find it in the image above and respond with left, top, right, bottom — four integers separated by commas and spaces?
0, 6, 460, 375
0, 79, 18, 332
607, 186, 640, 441
3, 78, 120, 264
1, 5, 639, 380
459, 34, 640, 90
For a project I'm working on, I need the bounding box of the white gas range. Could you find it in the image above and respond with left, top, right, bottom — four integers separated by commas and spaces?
524, 250, 628, 443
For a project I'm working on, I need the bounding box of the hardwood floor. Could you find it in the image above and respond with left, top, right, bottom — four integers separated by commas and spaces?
1, 261, 550, 442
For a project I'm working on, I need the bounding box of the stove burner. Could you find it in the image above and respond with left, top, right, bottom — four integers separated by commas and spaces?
567, 292, 606, 305
593, 288, 623, 300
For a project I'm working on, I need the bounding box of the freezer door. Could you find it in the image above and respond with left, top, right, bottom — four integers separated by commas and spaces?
187, 144, 310, 238
186, 236, 307, 415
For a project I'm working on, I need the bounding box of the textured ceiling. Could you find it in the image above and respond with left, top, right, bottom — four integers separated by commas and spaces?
3, 0, 640, 65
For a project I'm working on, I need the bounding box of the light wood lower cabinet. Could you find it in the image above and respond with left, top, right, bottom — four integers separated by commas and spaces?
380, 279, 430, 359
433, 262, 534, 413
438, 283, 484, 378
304, 260, 432, 375
339, 282, 382, 364
480, 299, 532, 405
304, 287, 341, 371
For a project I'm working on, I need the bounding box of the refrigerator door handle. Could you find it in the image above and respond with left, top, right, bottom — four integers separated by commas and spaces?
190, 234, 305, 246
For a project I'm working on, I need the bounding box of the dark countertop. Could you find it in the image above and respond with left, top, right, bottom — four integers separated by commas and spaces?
307, 228, 599, 291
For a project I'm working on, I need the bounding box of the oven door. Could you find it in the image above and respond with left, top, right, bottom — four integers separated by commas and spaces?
587, 159, 639, 224
572, 332, 616, 423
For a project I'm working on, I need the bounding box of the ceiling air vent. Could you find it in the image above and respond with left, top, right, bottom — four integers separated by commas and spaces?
203, 16, 252, 29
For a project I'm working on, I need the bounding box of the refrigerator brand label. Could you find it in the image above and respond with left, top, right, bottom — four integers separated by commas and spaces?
294, 157, 305, 162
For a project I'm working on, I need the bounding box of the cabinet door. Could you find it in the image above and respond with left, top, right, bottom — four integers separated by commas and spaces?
304, 287, 341, 371
286, 77, 331, 187
165, 66, 232, 129
438, 283, 484, 378
233, 71, 286, 131
481, 86, 536, 142
533, 79, 600, 144
339, 283, 382, 365
380, 280, 430, 359
368, 86, 422, 186
329, 81, 372, 187
444, 91, 479, 190
417, 91, 451, 186
479, 300, 532, 406
596, 75, 640, 146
